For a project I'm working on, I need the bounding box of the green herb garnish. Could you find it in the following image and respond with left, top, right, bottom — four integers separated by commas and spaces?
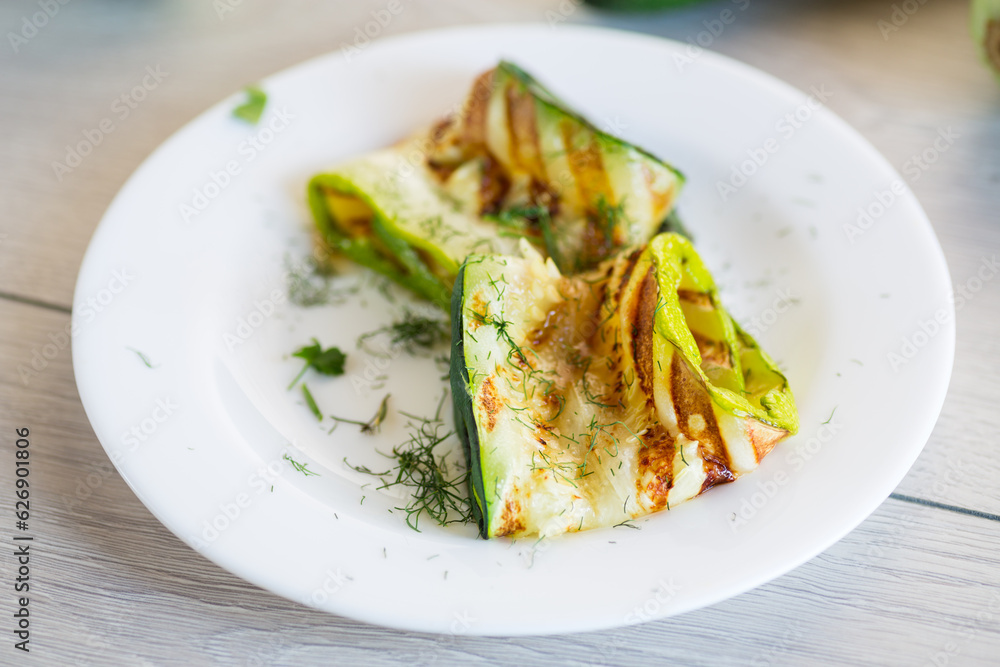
286, 255, 335, 306
330, 393, 390, 435
346, 391, 472, 531
232, 85, 267, 124
358, 310, 449, 356
288, 339, 347, 389
283, 453, 319, 477
301, 383, 322, 421
126, 347, 158, 368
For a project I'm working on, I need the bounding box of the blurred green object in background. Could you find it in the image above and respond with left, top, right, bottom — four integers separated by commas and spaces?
972, 0, 1000, 79
584, 0, 711, 11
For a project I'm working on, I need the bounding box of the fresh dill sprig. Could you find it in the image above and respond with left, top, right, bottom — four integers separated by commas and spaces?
357, 310, 449, 356
329, 393, 390, 435
822, 407, 838, 425
286, 255, 336, 307
283, 453, 319, 477
346, 391, 473, 532
288, 339, 347, 389
595, 196, 626, 236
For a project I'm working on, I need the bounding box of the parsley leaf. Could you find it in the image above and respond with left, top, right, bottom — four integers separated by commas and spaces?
232, 85, 267, 124
288, 338, 346, 389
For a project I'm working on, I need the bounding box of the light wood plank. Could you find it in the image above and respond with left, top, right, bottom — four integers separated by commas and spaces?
2, 296, 1000, 665
3, 0, 1000, 664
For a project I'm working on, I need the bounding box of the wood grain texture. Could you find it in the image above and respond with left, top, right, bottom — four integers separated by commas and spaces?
2, 0, 999, 665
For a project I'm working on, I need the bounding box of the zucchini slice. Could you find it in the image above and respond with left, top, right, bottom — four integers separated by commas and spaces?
309, 61, 685, 307
451, 234, 797, 538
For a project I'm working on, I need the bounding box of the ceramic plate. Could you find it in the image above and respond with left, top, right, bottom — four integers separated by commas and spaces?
72, 24, 954, 635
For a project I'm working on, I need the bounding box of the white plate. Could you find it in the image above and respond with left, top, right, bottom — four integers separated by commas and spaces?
73, 24, 954, 635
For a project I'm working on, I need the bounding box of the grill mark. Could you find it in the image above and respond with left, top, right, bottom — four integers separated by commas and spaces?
669, 353, 731, 471
561, 121, 614, 211
515, 88, 546, 181
692, 332, 732, 370
504, 83, 522, 170
463, 69, 494, 148
504, 82, 545, 178
579, 214, 616, 270
495, 495, 525, 537
479, 376, 500, 432
677, 289, 713, 309
700, 453, 736, 493
630, 266, 658, 401
636, 423, 675, 510
528, 178, 561, 222
614, 248, 643, 305
478, 152, 511, 216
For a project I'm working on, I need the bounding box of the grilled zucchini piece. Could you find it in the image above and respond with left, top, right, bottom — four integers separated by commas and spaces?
451, 234, 797, 539
309, 61, 684, 307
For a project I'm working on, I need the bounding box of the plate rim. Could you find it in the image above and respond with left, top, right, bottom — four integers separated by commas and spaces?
71, 22, 956, 636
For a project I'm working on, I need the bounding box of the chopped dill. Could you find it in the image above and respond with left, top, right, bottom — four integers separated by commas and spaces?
330, 393, 390, 435
345, 391, 473, 532
822, 407, 838, 425
286, 255, 336, 307
283, 453, 319, 477
126, 347, 158, 368
613, 519, 640, 530
358, 310, 449, 356
301, 383, 322, 421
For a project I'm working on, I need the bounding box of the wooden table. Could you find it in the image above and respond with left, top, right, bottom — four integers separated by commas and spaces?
2, 0, 998, 664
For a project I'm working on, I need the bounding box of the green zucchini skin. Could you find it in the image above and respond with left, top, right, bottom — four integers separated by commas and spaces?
450, 262, 488, 537
308, 173, 454, 309
451, 235, 797, 539
308, 61, 685, 307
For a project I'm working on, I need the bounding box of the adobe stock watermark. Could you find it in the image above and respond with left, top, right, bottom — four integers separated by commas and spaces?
349, 302, 445, 395
17, 268, 136, 386
61, 397, 179, 517
546, 0, 584, 27
730, 416, 844, 532
222, 289, 287, 352
415, 610, 478, 665
339, 0, 413, 62
877, 0, 930, 40
749, 620, 804, 667
673, 0, 752, 72
178, 107, 294, 224
7, 0, 72, 54
926, 591, 1000, 667
187, 451, 297, 550
623, 577, 682, 624
302, 566, 353, 608
716, 84, 833, 202
51, 65, 169, 182
213, 0, 244, 21
886, 255, 998, 372
741, 287, 796, 338
843, 127, 959, 244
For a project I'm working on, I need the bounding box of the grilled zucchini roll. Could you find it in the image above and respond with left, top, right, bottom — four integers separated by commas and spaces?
309, 61, 684, 307
451, 234, 798, 538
